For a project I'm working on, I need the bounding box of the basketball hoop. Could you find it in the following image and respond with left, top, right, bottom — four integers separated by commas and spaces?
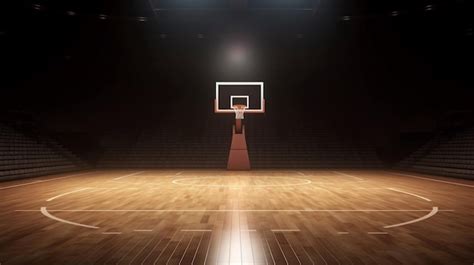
232, 104, 247, 120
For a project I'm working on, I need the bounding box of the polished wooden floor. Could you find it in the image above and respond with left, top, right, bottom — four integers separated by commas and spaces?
0, 169, 473, 265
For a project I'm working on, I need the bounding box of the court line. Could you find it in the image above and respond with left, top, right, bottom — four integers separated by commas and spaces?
181, 229, 212, 232
17, 209, 454, 212
337, 232, 349, 235
113, 171, 146, 180
127, 236, 153, 264
272, 231, 289, 265
139, 232, 167, 265
191, 232, 205, 264
102, 232, 122, 235
46, 188, 91, 202
40, 207, 99, 229
175, 171, 183, 176
179, 232, 194, 265
271, 229, 300, 232
384, 206, 439, 229
0, 172, 94, 190
386, 171, 474, 188
285, 238, 302, 265
386, 188, 431, 202
115, 236, 144, 264
134, 229, 153, 232
264, 235, 276, 265
163, 231, 185, 265
152, 230, 181, 265
256, 232, 269, 265
172, 176, 311, 187
332, 171, 364, 181
202, 230, 213, 265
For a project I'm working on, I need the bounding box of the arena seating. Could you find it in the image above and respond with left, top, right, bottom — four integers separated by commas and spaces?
399, 127, 474, 179
247, 122, 381, 168
98, 121, 230, 168
98, 116, 382, 168
0, 124, 87, 180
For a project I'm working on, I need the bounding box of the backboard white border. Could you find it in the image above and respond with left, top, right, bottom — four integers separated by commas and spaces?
215, 82, 265, 113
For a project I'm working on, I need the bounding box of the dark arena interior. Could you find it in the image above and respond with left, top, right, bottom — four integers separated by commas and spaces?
1, 0, 474, 264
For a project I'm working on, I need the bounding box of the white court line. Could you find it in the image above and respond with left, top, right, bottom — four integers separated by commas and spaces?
272, 231, 290, 265
134, 229, 153, 232
202, 228, 213, 265
337, 232, 349, 235
113, 171, 146, 180
40, 207, 99, 229
384, 207, 439, 229
332, 171, 364, 181
368, 232, 388, 235
17, 209, 454, 212
386, 171, 474, 188
46, 188, 91, 202
191, 232, 205, 264
0, 172, 93, 190
102, 232, 122, 235
172, 176, 312, 187
271, 229, 300, 232
174, 171, 183, 176
181, 229, 212, 232
241, 229, 257, 232
179, 232, 195, 265
387, 188, 431, 202
163, 231, 185, 265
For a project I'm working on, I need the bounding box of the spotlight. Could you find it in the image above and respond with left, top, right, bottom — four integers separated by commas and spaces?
32, 4, 42, 11
425, 5, 434, 11
136, 17, 147, 22
227, 44, 249, 66
342, 16, 351, 21
66, 11, 76, 16
98, 14, 108, 20
391, 11, 399, 17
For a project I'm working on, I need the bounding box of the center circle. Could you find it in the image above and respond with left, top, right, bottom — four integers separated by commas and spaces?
172, 176, 312, 187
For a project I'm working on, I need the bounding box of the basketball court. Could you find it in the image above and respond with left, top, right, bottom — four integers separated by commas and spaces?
2, 1, 474, 264
0, 169, 472, 264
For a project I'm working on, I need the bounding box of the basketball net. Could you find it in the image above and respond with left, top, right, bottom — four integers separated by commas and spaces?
232, 104, 247, 120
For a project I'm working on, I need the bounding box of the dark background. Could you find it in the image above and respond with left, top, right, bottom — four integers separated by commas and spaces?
1, 0, 473, 163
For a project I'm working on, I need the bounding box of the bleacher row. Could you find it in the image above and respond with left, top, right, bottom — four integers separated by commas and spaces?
399, 127, 474, 179
98, 117, 382, 168
0, 124, 86, 180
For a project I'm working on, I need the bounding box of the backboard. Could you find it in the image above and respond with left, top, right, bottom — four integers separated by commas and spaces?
214, 82, 265, 113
